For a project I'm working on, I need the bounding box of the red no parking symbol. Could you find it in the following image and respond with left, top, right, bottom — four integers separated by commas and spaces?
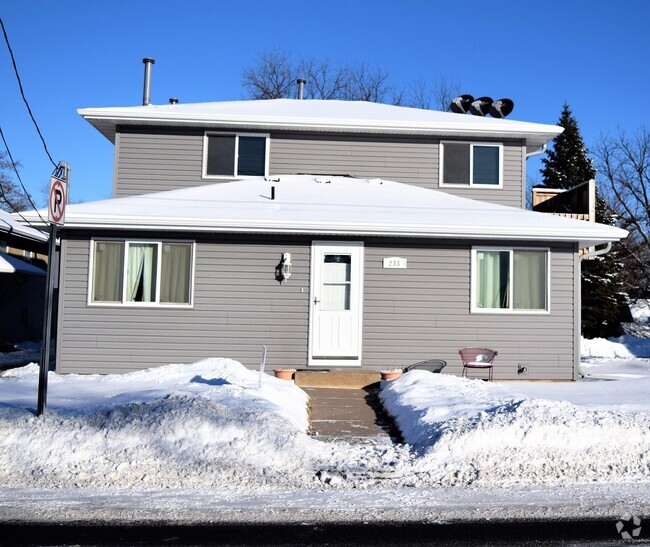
48, 177, 67, 225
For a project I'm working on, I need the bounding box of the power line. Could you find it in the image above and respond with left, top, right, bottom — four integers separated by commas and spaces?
0, 124, 47, 226
0, 17, 57, 168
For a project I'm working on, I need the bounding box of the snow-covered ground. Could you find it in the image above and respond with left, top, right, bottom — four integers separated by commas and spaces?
1, 331, 649, 523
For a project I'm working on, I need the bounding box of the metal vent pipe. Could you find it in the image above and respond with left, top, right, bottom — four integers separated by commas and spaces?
142, 58, 155, 106
297, 78, 306, 100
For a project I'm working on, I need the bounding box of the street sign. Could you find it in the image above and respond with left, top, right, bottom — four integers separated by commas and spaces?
39, 162, 70, 416
48, 176, 67, 226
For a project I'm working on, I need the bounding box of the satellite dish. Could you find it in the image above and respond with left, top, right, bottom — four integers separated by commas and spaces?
490, 98, 514, 118
449, 95, 474, 114
469, 96, 493, 116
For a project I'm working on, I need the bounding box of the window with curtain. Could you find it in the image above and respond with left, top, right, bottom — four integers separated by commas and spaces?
474, 248, 548, 312
204, 133, 268, 177
90, 240, 193, 306
92, 241, 124, 302
441, 142, 501, 186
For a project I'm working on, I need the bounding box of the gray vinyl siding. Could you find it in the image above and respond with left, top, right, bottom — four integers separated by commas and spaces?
57, 231, 577, 380
362, 239, 577, 380
270, 133, 525, 207
113, 127, 525, 207
56, 232, 310, 374
114, 128, 205, 197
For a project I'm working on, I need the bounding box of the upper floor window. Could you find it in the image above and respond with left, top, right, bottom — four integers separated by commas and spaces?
440, 142, 502, 187
203, 133, 269, 178
90, 240, 194, 307
471, 247, 549, 313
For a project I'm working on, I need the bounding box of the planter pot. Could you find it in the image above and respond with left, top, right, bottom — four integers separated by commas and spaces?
274, 368, 297, 381
380, 370, 402, 381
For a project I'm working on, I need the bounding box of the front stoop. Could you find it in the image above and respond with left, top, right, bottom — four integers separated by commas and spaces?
294, 370, 380, 389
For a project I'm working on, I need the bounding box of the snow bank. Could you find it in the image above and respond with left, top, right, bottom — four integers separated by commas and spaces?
0, 359, 319, 490
381, 371, 650, 487
2, 356, 650, 494
581, 336, 633, 358
581, 335, 650, 358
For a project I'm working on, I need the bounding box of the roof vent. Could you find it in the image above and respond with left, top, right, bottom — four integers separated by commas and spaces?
450, 95, 515, 118
297, 78, 306, 100
142, 57, 155, 106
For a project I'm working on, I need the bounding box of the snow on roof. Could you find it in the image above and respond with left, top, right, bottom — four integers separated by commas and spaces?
25, 175, 626, 248
0, 252, 46, 275
78, 99, 562, 154
0, 210, 48, 243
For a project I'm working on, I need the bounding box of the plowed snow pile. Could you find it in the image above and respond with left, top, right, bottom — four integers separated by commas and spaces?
0, 359, 320, 489
1, 341, 650, 492
381, 370, 650, 487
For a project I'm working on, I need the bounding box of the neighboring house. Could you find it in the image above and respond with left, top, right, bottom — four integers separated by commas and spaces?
0, 210, 49, 343
20, 99, 626, 379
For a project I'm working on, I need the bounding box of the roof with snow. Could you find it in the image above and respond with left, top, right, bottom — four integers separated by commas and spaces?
78, 99, 562, 154
21, 176, 626, 248
0, 210, 48, 245
0, 252, 46, 276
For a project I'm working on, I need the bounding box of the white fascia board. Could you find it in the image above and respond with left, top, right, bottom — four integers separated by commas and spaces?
58, 215, 625, 247
1, 213, 49, 243
78, 109, 562, 152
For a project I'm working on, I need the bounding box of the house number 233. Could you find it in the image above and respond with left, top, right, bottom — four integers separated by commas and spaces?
382, 257, 407, 269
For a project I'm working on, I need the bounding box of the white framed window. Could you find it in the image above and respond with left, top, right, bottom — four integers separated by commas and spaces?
440, 142, 503, 187
471, 247, 550, 313
89, 240, 195, 307
202, 132, 269, 178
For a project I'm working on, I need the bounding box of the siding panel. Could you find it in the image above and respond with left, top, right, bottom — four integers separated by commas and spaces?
57, 234, 311, 373
361, 239, 576, 380
58, 233, 576, 380
114, 128, 526, 207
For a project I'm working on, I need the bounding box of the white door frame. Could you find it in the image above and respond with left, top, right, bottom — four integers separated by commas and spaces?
308, 241, 364, 367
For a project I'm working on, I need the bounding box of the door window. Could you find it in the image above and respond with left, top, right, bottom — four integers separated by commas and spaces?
321, 254, 351, 311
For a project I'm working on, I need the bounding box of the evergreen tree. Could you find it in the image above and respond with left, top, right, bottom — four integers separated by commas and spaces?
541, 104, 626, 339
541, 103, 596, 188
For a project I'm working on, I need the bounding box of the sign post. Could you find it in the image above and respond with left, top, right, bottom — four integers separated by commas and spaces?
37, 162, 69, 416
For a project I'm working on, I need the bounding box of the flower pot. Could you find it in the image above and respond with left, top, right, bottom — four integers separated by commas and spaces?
380, 370, 402, 381
274, 368, 296, 381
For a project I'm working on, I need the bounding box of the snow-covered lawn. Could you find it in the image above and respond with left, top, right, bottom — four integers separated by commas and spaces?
0, 333, 649, 522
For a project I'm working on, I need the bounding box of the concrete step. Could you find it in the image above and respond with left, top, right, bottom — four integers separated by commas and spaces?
294, 370, 381, 389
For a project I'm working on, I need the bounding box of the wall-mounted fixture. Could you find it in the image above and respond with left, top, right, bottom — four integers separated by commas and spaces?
275, 253, 292, 283
517, 364, 528, 375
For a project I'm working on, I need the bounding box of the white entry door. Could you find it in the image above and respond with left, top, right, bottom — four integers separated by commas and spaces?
309, 242, 364, 366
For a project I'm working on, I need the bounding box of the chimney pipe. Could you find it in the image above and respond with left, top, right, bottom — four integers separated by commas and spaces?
297, 78, 306, 100
142, 58, 155, 106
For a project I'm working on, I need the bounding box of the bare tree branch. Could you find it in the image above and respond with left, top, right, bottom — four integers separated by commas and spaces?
242, 48, 297, 99
595, 127, 650, 296
241, 49, 458, 110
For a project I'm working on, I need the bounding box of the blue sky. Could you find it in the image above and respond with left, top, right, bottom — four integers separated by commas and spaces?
1, 0, 648, 205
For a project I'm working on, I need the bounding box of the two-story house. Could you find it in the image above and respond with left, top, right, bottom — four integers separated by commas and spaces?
26, 98, 626, 379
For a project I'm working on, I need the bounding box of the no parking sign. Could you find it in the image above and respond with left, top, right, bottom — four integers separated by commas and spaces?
48, 175, 67, 225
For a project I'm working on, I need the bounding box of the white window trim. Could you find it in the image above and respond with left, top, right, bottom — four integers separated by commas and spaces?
88, 239, 196, 308
470, 246, 551, 314
202, 132, 270, 180
439, 141, 504, 189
